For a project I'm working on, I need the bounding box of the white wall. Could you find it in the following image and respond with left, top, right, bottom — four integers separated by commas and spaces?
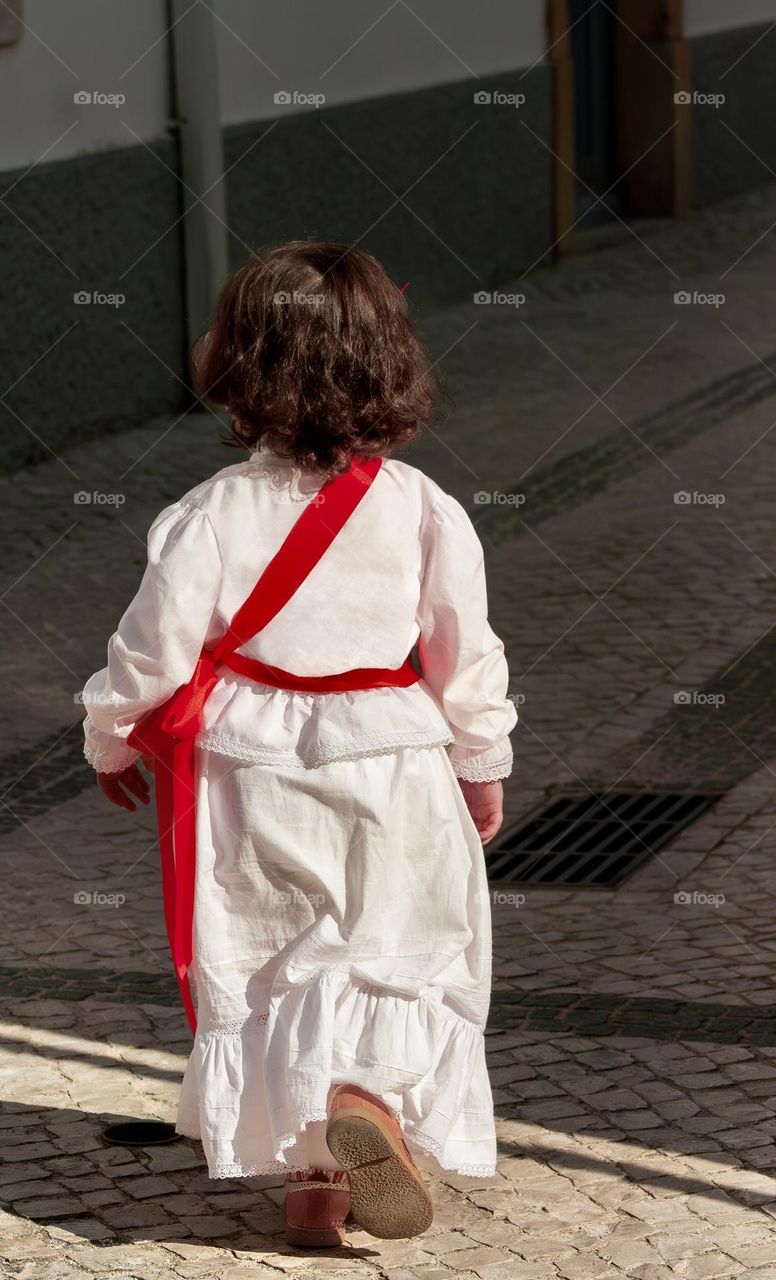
215, 0, 546, 127
684, 0, 776, 37
0, 0, 169, 172
0, 0, 547, 173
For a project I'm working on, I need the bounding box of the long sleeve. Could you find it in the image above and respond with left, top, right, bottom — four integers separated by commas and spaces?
82, 500, 222, 773
417, 491, 517, 782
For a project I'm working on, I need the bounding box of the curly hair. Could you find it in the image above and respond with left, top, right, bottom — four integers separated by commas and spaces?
191, 241, 441, 474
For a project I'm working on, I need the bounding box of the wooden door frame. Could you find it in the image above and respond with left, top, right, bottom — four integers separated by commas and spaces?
546, 0, 576, 257
546, 0, 691, 256
0, 0, 23, 44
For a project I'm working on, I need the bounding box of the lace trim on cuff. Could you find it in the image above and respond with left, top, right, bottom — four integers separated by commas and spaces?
83, 738, 140, 775
451, 754, 512, 782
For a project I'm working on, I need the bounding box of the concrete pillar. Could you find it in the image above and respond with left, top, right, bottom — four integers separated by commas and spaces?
167, 0, 229, 347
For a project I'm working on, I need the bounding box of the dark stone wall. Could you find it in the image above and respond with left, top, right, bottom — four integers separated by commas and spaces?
691, 22, 776, 207
223, 66, 553, 313
0, 141, 186, 473
0, 67, 553, 472
4, 31, 775, 474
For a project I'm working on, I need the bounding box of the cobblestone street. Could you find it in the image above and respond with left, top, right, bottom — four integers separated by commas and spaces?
4, 182, 776, 1278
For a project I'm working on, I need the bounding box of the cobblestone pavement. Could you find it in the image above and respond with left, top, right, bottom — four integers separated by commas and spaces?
4, 183, 776, 1276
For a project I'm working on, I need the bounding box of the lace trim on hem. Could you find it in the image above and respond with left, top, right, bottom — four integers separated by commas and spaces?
195, 728, 454, 769
276, 1106, 331, 1157
200, 1012, 269, 1038
203, 1155, 494, 1179
364, 1103, 496, 1179
276, 1105, 499, 1182
451, 755, 512, 782
204, 1156, 495, 1179
83, 740, 141, 774
199, 1110, 496, 1182
399, 1120, 492, 1176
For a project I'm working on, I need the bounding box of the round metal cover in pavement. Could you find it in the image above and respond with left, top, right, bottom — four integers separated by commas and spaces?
102, 1120, 181, 1146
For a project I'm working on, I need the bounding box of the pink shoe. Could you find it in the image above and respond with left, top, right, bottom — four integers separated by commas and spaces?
326, 1083, 433, 1239
284, 1167, 350, 1248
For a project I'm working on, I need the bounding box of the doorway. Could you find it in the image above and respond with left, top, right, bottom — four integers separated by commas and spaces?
547, 0, 691, 255
568, 0, 622, 225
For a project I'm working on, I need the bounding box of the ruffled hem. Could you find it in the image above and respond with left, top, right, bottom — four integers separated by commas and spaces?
176, 1118, 496, 1180
196, 726, 454, 768
177, 967, 496, 1180
193, 673, 460, 770
177, 1115, 497, 1180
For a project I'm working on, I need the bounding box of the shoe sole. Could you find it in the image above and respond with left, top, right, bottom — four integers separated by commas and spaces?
326, 1108, 433, 1240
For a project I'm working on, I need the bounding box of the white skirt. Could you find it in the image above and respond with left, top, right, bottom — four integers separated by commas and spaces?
175, 744, 496, 1178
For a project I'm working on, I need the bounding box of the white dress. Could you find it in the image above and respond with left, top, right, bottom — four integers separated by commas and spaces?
82, 444, 517, 1178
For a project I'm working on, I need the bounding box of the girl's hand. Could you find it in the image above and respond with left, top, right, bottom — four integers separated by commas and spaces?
457, 779, 504, 845
97, 763, 152, 812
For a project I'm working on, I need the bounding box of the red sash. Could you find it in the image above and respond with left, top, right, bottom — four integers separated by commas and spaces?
127, 456, 419, 1033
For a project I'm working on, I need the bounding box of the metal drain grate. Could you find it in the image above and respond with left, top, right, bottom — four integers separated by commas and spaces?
486, 790, 721, 886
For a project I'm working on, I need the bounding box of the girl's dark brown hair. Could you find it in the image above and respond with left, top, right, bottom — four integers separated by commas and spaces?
191, 241, 440, 474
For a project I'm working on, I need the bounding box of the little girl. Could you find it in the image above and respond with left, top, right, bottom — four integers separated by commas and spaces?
82, 241, 517, 1247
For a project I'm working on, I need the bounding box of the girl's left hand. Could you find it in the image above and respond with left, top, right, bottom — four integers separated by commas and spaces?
457, 778, 504, 845
97, 763, 151, 812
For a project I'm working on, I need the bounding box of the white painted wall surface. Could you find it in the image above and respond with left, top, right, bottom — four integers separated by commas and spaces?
214, 0, 547, 126
0, 0, 169, 171
684, 0, 776, 37
0, 0, 547, 172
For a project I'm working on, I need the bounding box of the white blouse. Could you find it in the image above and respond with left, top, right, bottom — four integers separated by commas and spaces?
82, 446, 517, 781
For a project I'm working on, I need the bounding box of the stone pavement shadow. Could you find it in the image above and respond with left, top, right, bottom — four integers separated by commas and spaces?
0, 1100, 382, 1261
4, 1093, 776, 1253
495, 1133, 776, 1214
